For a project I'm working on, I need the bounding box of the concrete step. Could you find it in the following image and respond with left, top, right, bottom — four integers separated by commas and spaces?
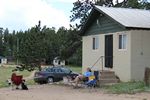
100, 79, 119, 84
97, 70, 119, 85
100, 73, 116, 78
100, 71, 115, 75
100, 71, 116, 79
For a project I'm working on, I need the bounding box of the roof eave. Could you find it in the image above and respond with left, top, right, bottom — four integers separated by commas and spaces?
80, 8, 99, 36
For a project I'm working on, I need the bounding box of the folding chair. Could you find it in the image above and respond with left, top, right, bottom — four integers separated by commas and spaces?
11, 73, 23, 90
85, 75, 96, 88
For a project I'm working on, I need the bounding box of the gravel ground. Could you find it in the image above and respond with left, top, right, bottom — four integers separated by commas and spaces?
0, 84, 150, 100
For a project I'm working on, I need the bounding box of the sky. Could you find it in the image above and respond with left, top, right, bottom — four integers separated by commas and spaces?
0, 0, 131, 32
0, 0, 76, 32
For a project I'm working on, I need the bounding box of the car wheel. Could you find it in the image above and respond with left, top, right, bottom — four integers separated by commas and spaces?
47, 77, 54, 83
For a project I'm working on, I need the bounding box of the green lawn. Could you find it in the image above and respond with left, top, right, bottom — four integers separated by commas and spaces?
105, 81, 150, 94
0, 65, 82, 88
66, 65, 82, 74
0, 66, 32, 88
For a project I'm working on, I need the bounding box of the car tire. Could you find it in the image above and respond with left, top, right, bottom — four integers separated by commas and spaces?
47, 77, 54, 83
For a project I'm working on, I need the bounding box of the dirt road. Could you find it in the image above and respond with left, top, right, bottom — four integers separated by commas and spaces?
0, 85, 150, 100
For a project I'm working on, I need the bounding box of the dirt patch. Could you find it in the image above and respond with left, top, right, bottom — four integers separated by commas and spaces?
0, 85, 150, 100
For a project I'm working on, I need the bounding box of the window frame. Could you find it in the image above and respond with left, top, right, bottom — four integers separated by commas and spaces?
92, 36, 99, 50
118, 34, 127, 50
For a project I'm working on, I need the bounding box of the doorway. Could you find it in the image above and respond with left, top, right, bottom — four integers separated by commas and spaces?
105, 35, 113, 68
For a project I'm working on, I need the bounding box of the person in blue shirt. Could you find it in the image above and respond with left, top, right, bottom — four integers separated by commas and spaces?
73, 67, 92, 88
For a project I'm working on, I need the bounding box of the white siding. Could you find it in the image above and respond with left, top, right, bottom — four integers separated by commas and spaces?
82, 31, 132, 81
82, 34, 104, 73
113, 31, 131, 81
131, 30, 150, 81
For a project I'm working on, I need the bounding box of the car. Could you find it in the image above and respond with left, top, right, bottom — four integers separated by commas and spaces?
34, 66, 79, 84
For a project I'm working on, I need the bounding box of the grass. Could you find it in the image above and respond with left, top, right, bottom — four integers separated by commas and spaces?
0, 65, 82, 88
0, 66, 32, 88
105, 81, 150, 94
66, 65, 82, 73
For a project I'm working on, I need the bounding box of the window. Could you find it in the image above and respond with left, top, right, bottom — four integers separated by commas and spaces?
93, 36, 99, 50
119, 34, 127, 49
61, 68, 71, 74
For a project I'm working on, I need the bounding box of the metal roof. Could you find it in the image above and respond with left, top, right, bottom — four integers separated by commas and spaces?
95, 6, 150, 29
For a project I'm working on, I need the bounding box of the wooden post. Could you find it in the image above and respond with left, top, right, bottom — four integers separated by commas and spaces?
144, 67, 150, 86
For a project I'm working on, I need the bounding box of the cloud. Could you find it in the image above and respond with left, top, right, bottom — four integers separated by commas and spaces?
0, 0, 70, 32
43, 0, 76, 3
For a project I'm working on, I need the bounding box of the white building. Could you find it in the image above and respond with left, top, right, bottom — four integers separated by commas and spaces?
53, 57, 65, 66
81, 6, 150, 82
0, 56, 7, 64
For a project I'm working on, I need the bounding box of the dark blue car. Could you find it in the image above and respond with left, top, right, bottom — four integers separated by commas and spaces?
34, 66, 78, 84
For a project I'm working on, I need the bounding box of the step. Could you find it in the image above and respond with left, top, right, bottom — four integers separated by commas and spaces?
100, 79, 119, 84
100, 75, 117, 79
100, 71, 116, 79
100, 71, 115, 75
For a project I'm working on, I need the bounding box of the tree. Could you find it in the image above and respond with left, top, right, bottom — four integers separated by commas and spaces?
70, 0, 115, 29
17, 21, 60, 70
0, 27, 4, 56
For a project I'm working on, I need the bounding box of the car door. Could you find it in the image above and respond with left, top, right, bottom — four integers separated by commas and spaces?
53, 68, 64, 80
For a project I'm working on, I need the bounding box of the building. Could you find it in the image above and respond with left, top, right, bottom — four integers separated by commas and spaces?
53, 57, 65, 66
81, 6, 150, 81
0, 56, 7, 64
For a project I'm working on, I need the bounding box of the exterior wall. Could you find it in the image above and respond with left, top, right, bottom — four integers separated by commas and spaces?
85, 15, 125, 36
0, 58, 7, 64
113, 31, 131, 81
82, 34, 104, 72
82, 31, 132, 81
131, 30, 150, 81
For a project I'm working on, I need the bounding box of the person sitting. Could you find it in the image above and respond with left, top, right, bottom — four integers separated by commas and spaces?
73, 67, 92, 88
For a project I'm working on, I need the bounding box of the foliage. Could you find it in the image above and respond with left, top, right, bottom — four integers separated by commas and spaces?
0, 21, 82, 69
60, 28, 81, 61
70, 0, 116, 29
105, 81, 150, 94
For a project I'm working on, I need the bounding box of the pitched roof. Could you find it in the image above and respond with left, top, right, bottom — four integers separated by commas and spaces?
81, 6, 150, 35
95, 6, 150, 29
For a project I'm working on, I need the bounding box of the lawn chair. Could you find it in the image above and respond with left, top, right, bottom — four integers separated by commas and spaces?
11, 73, 23, 90
84, 71, 99, 92
85, 75, 97, 88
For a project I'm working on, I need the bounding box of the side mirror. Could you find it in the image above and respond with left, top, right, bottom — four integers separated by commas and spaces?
69, 70, 72, 73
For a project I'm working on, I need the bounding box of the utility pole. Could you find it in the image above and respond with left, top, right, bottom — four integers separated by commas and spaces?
17, 38, 19, 65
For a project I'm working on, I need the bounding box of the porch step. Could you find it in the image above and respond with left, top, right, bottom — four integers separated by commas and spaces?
100, 79, 119, 85
98, 70, 119, 85
100, 71, 116, 79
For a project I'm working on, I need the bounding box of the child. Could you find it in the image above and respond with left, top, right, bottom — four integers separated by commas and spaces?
21, 80, 28, 90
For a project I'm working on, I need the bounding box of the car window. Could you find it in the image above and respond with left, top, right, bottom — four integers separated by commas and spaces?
61, 68, 71, 73
46, 68, 53, 72
56, 68, 63, 73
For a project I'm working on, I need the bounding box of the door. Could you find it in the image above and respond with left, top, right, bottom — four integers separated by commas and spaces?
105, 35, 113, 68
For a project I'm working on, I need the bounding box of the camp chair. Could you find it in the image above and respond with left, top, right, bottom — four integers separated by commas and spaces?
85, 75, 97, 88
84, 71, 100, 90
11, 73, 23, 90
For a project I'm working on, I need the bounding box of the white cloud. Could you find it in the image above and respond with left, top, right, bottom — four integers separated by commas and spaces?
0, 0, 70, 32
43, 0, 76, 3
